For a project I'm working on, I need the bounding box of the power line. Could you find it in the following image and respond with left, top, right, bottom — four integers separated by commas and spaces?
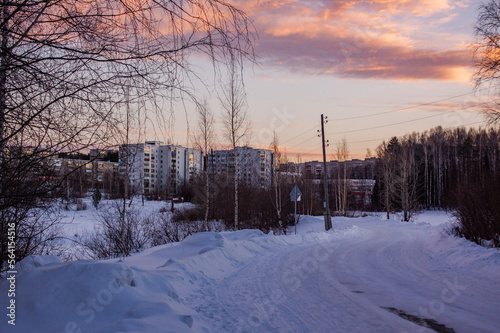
348, 120, 489, 144
288, 134, 319, 148
349, 137, 391, 144
328, 88, 488, 122
326, 102, 489, 136
291, 145, 321, 157
276, 91, 490, 157
280, 123, 320, 145
289, 120, 489, 158
276, 90, 488, 149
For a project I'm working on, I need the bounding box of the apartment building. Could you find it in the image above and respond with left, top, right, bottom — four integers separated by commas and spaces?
119, 141, 203, 198
284, 157, 377, 180
155, 144, 203, 196
208, 146, 274, 188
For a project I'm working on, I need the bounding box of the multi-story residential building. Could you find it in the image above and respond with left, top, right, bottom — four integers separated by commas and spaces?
89, 148, 119, 162
50, 156, 119, 191
279, 162, 304, 175
155, 144, 203, 197
304, 160, 324, 179
349, 179, 376, 206
280, 158, 377, 207
209, 146, 274, 188
284, 157, 377, 180
119, 142, 148, 196
119, 141, 203, 198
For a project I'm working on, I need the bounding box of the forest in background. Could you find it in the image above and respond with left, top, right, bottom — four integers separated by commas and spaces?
372, 125, 499, 246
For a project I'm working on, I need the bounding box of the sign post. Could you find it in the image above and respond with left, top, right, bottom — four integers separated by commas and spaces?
290, 185, 302, 234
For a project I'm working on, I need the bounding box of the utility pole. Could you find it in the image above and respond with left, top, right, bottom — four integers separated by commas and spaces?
319, 114, 332, 230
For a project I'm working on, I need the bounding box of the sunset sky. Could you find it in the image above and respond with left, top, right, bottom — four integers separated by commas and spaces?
167, 0, 490, 160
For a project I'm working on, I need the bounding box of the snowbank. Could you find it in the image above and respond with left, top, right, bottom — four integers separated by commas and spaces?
1, 213, 498, 332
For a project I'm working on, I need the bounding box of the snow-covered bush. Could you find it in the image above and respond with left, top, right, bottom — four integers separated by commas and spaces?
147, 210, 223, 246
171, 206, 205, 223
78, 203, 149, 259
1, 205, 64, 276
77, 203, 225, 259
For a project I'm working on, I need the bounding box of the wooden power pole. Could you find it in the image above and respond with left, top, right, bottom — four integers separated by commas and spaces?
320, 114, 332, 230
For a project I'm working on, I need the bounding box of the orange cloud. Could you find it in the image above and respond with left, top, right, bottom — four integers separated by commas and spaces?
232, 0, 473, 81
257, 30, 472, 80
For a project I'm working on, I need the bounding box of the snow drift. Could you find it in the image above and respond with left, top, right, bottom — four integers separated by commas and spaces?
1, 214, 499, 332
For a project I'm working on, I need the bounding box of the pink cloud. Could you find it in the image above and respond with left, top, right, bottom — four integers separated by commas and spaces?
257, 30, 472, 80
233, 0, 473, 80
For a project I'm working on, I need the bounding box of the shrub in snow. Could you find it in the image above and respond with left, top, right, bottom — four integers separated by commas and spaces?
171, 207, 205, 223
147, 210, 223, 246
77, 202, 225, 259
1, 205, 64, 276
78, 202, 149, 259
92, 188, 102, 209
75, 199, 87, 211
452, 175, 500, 248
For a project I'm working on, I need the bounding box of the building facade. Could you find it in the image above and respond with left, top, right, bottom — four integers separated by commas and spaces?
209, 146, 274, 188
48, 156, 120, 198
119, 141, 203, 198
282, 157, 377, 180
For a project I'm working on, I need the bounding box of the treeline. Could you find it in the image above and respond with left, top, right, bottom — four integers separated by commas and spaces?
58, 151, 119, 162
374, 126, 500, 246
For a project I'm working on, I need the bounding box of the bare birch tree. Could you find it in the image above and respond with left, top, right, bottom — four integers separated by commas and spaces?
473, 0, 500, 123
193, 99, 216, 231
0, 0, 255, 268
270, 131, 284, 231
335, 138, 350, 216
221, 55, 250, 230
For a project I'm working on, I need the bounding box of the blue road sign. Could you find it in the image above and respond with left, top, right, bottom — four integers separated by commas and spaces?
290, 185, 302, 202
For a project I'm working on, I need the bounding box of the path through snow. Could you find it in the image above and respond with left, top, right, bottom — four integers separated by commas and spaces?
1, 214, 498, 332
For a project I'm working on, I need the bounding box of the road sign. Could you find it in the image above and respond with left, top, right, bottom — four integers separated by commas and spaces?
290, 185, 302, 202
290, 184, 302, 234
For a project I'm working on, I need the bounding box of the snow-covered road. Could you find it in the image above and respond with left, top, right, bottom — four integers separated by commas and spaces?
186, 216, 499, 333
1, 214, 499, 332
327, 218, 498, 333
211, 228, 422, 332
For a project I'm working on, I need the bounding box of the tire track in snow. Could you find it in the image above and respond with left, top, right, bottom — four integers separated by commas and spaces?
184, 218, 499, 332
210, 231, 424, 332
326, 220, 499, 333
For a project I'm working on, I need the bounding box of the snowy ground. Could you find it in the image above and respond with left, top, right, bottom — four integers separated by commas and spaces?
59, 199, 189, 238
58, 199, 197, 259
1, 210, 499, 332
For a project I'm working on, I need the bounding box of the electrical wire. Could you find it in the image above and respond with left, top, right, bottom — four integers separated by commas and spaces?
325, 102, 489, 136
278, 90, 490, 157
287, 120, 489, 158
346, 120, 489, 146
328, 88, 488, 122
280, 123, 320, 145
